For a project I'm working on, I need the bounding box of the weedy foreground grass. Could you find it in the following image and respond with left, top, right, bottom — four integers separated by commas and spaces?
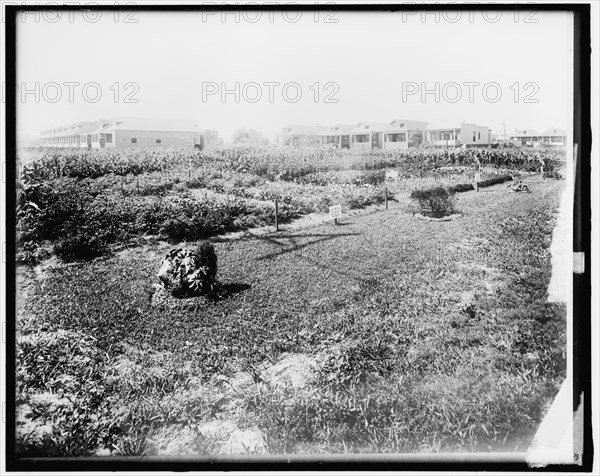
16, 175, 566, 456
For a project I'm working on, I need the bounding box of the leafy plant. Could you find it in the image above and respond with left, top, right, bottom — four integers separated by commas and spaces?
410, 187, 456, 217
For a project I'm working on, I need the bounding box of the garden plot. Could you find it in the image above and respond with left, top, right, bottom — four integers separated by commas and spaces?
16, 169, 566, 455
15, 145, 567, 456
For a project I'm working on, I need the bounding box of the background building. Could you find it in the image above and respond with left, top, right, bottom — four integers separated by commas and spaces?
510, 128, 567, 146
350, 119, 428, 152
425, 122, 491, 147
276, 125, 327, 147
41, 117, 205, 151
278, 119, 428, 150
317, 124, 355, 149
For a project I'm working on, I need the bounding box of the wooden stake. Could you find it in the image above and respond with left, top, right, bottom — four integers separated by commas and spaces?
274, 199, 279, 231
385, 186, 388, 210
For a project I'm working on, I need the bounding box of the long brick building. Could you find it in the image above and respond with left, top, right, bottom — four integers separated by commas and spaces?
41, 117, 205, 151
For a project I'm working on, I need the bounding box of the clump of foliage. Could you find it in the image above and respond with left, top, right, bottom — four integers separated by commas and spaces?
158, 243, 218, 297
410, 186, 456, 217
543, 169, 563, 180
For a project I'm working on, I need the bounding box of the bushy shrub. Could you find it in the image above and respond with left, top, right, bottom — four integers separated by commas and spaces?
54, 234, 108, 262
184, 176, 207, 189
159, 243, 218, 296
543, 169, 563, 180
356, 170, 385, 186
410, 187, 456, 217
16, 241, 52, 265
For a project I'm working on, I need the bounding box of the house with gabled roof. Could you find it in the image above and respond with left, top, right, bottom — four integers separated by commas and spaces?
509, 128, 540, 146
539, 127, 567, 146
349, 119, 429, 151
510, 127, 567, 147
426, 121, 491, 147
317, 124, 355, 149
276, 124, 328, 147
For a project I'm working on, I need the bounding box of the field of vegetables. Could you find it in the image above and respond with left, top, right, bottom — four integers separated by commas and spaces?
15, 144, 567, 458
16, 145, 563, 263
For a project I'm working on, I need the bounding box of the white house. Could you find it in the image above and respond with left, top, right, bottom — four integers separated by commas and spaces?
425, 121, 491, 147
349, 119, 428, 152
510, 127, 567, 146
276, 124, 327, 147
317, 124, 355, 149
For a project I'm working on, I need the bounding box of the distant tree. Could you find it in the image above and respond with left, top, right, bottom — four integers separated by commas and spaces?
232, 128, 270, 146
408, 130, 424, 149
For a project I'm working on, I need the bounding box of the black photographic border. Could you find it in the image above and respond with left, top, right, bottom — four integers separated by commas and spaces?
3, 2, 593, 472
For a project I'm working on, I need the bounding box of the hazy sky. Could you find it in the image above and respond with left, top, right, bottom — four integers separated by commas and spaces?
15, 8, 573, 141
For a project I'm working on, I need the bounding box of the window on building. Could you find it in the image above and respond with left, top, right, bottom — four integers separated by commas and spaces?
131, 137, 137, 144
387, 133, 407, 142
156, 138, 162, 144
105, 134, 113, 143
478, 132, 481, 139
473, 132, 476, 142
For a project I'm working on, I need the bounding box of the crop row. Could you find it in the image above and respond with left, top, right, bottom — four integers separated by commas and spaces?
18, 145, 565, 183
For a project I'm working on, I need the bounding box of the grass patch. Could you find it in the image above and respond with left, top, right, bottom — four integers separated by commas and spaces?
16, 174, 566, 455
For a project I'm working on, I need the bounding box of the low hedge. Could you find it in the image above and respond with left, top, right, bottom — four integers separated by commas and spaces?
448, 183, 474, 193
478, 174, 513, 187
446, 174, 513, 194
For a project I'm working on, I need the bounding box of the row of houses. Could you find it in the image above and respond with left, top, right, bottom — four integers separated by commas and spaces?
276, 120, 492, 150
38, 117, 567, 151
508, 128, 567, 147
40, 117, 205, 151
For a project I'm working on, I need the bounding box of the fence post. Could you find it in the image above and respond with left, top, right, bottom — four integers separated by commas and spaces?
274, 199, 279, 232
385, 186, 388, 210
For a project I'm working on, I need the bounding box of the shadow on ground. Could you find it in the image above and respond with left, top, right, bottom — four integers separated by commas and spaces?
172, 282, 251, 302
